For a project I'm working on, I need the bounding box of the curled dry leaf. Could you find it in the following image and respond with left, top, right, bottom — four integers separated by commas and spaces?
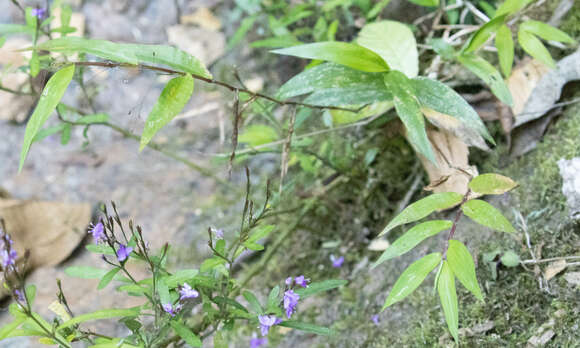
543, 259, 567, 281
418, 129, 478, 196
422, 107, 489, 151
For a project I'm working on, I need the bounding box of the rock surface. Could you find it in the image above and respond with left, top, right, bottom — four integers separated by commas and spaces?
558, 157, 580, 219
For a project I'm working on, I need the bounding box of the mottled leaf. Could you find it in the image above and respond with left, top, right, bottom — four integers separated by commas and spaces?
20, 65, 75, 172
384, 71, 435, 163
457, 53, 513, 106
140, 74, 194, 150
447, 240, 483, 300
461, 199, 516, 233
379, 192, 463, 236
438, 261, 458, 342
383, 253, 441, 308
373, 220, 452, 268
272, 42, 389, 72
357, 21, 418, 77
468, 173, 517, 195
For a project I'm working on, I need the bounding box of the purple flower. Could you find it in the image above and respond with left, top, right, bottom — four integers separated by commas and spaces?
371, 314, 380, 325
116, 244, 133, 262
258, 315, 281, 336
212, 228, 224, 239
283, 290, 300, 319
88, 222, 105, 244
330, 254, 344, 268
31, 8, 47, 19
285, 277, 293, 286
162, 303, 182, 317
2, 249, 17, 269
250, 334, 267, 348
14, 289, 24, 302
294, 275, 309, 288
179, 283, 199, 300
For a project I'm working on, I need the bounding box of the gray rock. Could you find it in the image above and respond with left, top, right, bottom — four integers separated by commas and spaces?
558, 157, 580, 219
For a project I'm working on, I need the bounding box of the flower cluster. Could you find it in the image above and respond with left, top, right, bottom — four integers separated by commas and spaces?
162, 282, 200, 317
0, 231, 17, 271
88, 220, 133, 263
283, 275, 309, 319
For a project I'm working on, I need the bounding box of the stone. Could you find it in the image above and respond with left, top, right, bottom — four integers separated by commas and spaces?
557, 157, 580, 219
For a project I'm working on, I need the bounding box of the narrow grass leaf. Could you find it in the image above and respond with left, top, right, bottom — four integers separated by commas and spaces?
464, 15, 508, 53
438, 261, 458, 342
495, 25, 514, 77
518, 30, 555, 68
519, 20, 575, 44
457, 53, 512, 106
295, 279, 347, 299
278, 321, 334, 336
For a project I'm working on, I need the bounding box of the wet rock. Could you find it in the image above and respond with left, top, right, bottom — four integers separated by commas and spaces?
557, 157, 580, 219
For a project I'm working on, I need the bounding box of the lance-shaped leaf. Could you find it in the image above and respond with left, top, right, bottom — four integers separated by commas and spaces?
518, 30, 554, 68
495, 25, 514, 77
519, 21, 576, 44
457, 53, 513, 106
411, 76, 494, 147
438, 261, 458, 342
384, 71, 435, 163
58, 309, 139, 329
271, 42, 389, 72
379, 192, 463, 236
170, 321, 202, 347
140, 74, 194, 150
447, 240, 483, 300
37, 37, 212, 78
495, 0, 531, 17
461, 199, 516, 233
468, 173, 518, 195
19, 64, 75, 172
357, 20, 418, 78
383, 252, 441, 309
278, 321, 334, 336
294, 279, 347, 299
464, 14, 508, 53
373, 220, 452, 268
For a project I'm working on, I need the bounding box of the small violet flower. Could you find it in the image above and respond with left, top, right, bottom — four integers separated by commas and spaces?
294, 275, 310, 288
31, 8, 47, 19
283, 289, 300, 319
371, 314, 380, 325
285, 277, 293, 286
116, 244, 133, 262
258, 315, 282, 336
14, 289, 24, 302
330, 254, 344, 268
2, 249, 17, 269
88, 222, 105, 244
162, 303, 182, 317
179, 283, 199, 300
212, 228, 224, 239
250, 333, 267, 348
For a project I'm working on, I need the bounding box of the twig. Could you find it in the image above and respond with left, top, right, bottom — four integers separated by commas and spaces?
279, 107, 296, 193
521, 256, 580, 264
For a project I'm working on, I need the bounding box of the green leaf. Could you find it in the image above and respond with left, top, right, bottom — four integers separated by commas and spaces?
200, 256, 226, 272
495, 25, 514, 77
271, 42, 389, 72
278, 321, 334, 336
243, 290, 263, 314
251, 36, 302, 48
495, 0, 532, 17
461, 199, 516, 233
238, 125, 278, 147
294, 279, 347, 299
65, 266, 110, 279
438, 261, 458, 342
468, 173, 517, 195
0, 317, 26, 340
157, 279, 171, 305
457, 53, 513, 106
19, 64, 75, 172
76, 113, 109, 124
464, 15, 508, 53
97, 268, 121, 290
86, 244, 116, 255
0, 24, 33, 35
58, 309, 139, 329
25, 285, 36, 306
406, 0, 439, 6
267, 285, 281, 311
383, 71, 435, 163
246, 224, 275, 244
500, 250, 520, 267
428, 38, 456, 60
213, 297, 249, 313
367, 0, 392, 19
60, 123, 71, 145
170, 321, 202, 347
447, 240, 483, 300
518, 30, 554, 68
519, 20, 576, 44
227, 15, 257, 49
37, 37, 212, 78
357, 21, 418, 78
30, 50, 40, 77
373, 220, 452, 268
379, 192, 463, 236
163, 269, 199, 288
140, 74, 194, 150
411, 76, 494, 145
383, 252, 442, 308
